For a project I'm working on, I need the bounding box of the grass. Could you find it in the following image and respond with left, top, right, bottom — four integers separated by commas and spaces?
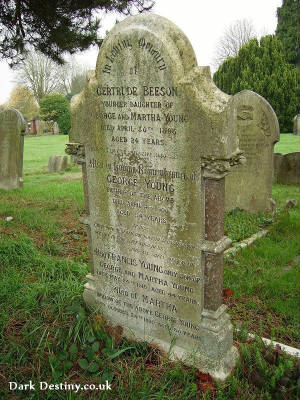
274, 134, 300, 155
0, 136, 299, 399
224, 184, 300, 347
0, 233, 299, 399
225, 209, 273, 243
224, 208, 300, 347
23, 135, 80, 174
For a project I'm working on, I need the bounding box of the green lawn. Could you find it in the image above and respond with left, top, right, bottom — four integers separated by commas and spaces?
23, 133, 299, 174
274, 134, 300, 154
24, 135, 79, 174
0, 136, 299, 399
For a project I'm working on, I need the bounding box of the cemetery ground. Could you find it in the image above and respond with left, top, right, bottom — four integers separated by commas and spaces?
0, 135, 299, 399
274, 135, 300, 154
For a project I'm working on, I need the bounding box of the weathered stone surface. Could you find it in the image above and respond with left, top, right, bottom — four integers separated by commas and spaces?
69, 84, 89, 143
48, 155, 68, 172
0, 108, 26, 190
225, 90, 280, 213
273, 153, 283, 183
36, 120, 55, 135
293, 115, 300, 136
273, 152, 300, 185
53, 122, 60, 134
68, 14, 244, 379
37, 120, 47, 136
285, 199, 297, 208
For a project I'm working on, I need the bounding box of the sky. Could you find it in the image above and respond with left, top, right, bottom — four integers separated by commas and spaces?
0, 0, 282, 104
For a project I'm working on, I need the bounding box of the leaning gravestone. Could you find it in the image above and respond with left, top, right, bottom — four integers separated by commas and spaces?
48, 155, 68, 172
0, 108, 26, 190
293, 115, 300, 136
67, 14, 246, 379
274, 152, 300, 185
225, 91, 280, 213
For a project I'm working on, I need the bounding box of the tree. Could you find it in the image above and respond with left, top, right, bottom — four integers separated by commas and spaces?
276, 0, 300, 65
57, 112, 71, 135
15, 52, 91, 103
6, 86, 39, 120
213, 35, 299, 132
69, 73, 88, 97
0, 1, 154, 66
14, 52, 64, 103
55, 58, 90, 97
39, 93, 70, 134
213, 19, 256, 67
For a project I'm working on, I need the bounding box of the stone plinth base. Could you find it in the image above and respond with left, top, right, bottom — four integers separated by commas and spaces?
83, 274, 238, 381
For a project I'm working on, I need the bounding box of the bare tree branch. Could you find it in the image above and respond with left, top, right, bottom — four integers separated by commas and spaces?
14, 51, 91, 103
213, 19, 256, 68
14, 52, 64, 103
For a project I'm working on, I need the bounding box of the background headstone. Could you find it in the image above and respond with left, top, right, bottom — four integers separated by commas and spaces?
28, 118, 37, 135
225, 90, 280, 213
53, 122, 60, 135
67, 14, 246, 379
36, 120, 53, 135
293, 115, 300, 136
36, 119, 46, 135
48, 155, 68, 172
0, 108, 26, 190
273, 152, 300, 185
273, 153, 283, 183
69, 90, 87, 143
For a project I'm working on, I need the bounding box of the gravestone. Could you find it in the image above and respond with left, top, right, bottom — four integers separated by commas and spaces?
274, 152, 300, 185
225, 90, 280, 213
48, 155, 68, 172
0, 108, 26, 190
293, 115, 300, 136
37, 120, 47, 136
273, 153, 283, 183
67, 14, 246, 379
53, 122, 60, 135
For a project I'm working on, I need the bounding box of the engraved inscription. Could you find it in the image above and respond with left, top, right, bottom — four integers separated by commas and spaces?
82, 20, 205, 347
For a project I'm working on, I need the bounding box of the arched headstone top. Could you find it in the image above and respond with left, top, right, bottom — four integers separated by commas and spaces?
96, 14, 197, 80
73, 14, 243, 161
0, 107, 27, 134
232, 90, 280, 142
225, 89, 280, 213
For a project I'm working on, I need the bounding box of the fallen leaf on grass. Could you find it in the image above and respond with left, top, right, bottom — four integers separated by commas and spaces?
195, 371, 214, 393
198, 382, 215, 393
28, 276, 38, 282
195, 370, 213, 382
223, 288, 234, 298
145, 362, 156, 370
